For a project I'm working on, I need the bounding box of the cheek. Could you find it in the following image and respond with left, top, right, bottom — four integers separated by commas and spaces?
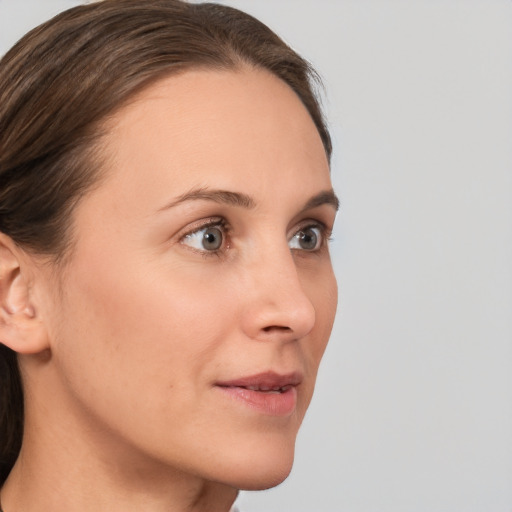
306, 263, 338, 357
295, 265, 337, 413
46, 257, 247, 468
52, 256, 235, 411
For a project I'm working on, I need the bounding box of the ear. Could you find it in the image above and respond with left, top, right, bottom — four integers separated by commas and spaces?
0, 234, 49, 354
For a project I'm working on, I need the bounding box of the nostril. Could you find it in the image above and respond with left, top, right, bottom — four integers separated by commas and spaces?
262, 325, 292, 333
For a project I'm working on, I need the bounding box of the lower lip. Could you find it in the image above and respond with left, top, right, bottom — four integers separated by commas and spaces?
216, 385, 297, 416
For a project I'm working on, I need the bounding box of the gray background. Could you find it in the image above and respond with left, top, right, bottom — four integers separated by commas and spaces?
1, 1, 511, 511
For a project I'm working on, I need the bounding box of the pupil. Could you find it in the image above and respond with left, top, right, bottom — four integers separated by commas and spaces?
300, 228, 317, 250
203, 227, 222, 250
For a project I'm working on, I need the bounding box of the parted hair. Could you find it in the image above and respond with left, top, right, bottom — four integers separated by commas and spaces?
0, 0, 331, 484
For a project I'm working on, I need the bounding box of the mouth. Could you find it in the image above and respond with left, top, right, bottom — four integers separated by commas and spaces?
231, 384, 293, 394
215, 371, 302, 416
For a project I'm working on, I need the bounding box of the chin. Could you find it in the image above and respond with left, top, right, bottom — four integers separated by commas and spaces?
237, 463, 294, 491
218, 435, 297, 491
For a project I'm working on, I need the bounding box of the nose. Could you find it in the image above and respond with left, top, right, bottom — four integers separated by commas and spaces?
240, 247, 316, 342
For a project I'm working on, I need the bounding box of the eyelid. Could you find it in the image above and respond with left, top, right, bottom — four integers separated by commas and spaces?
180, 216, 225, 235
291, 219, 332, 239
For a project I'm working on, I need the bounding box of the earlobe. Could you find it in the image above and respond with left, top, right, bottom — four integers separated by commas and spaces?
0, 234, 49, 354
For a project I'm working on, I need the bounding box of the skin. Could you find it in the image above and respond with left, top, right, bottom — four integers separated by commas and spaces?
0, 67, 337, 512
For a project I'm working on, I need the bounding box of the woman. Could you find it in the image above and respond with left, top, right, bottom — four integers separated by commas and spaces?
0, 1, 338, 511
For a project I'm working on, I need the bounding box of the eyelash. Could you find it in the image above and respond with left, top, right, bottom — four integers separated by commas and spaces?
179, 217, 332, 258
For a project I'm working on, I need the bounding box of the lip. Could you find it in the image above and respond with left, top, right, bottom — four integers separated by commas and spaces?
215, 371, 302, 417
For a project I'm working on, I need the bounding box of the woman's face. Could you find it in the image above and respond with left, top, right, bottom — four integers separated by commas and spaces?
40, 68, 337, 489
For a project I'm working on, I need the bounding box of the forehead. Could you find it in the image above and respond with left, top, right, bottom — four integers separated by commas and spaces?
94, 67, 331, 209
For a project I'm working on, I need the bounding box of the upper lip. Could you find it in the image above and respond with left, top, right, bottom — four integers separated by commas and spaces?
216, 371, 303, 391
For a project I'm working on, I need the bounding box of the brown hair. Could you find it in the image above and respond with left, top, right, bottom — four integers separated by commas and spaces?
0, 0, 332, 484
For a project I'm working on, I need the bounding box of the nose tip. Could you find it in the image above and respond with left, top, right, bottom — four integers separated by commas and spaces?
241, 268, 316, 342
260, 301, 316, 340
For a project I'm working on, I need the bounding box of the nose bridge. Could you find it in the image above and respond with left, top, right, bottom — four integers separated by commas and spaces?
241, 240, 316, 341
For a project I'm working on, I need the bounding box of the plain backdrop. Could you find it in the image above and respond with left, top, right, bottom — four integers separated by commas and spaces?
1, 1, 511, 511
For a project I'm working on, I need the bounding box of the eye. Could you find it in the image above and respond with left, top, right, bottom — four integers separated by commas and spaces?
289, 225, 324, 252
181, 221, 226, 252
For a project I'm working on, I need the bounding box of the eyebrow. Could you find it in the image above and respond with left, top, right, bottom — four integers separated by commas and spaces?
158, 187, 255, 211
301, 190, 340, 213
158, 187, 339, 213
